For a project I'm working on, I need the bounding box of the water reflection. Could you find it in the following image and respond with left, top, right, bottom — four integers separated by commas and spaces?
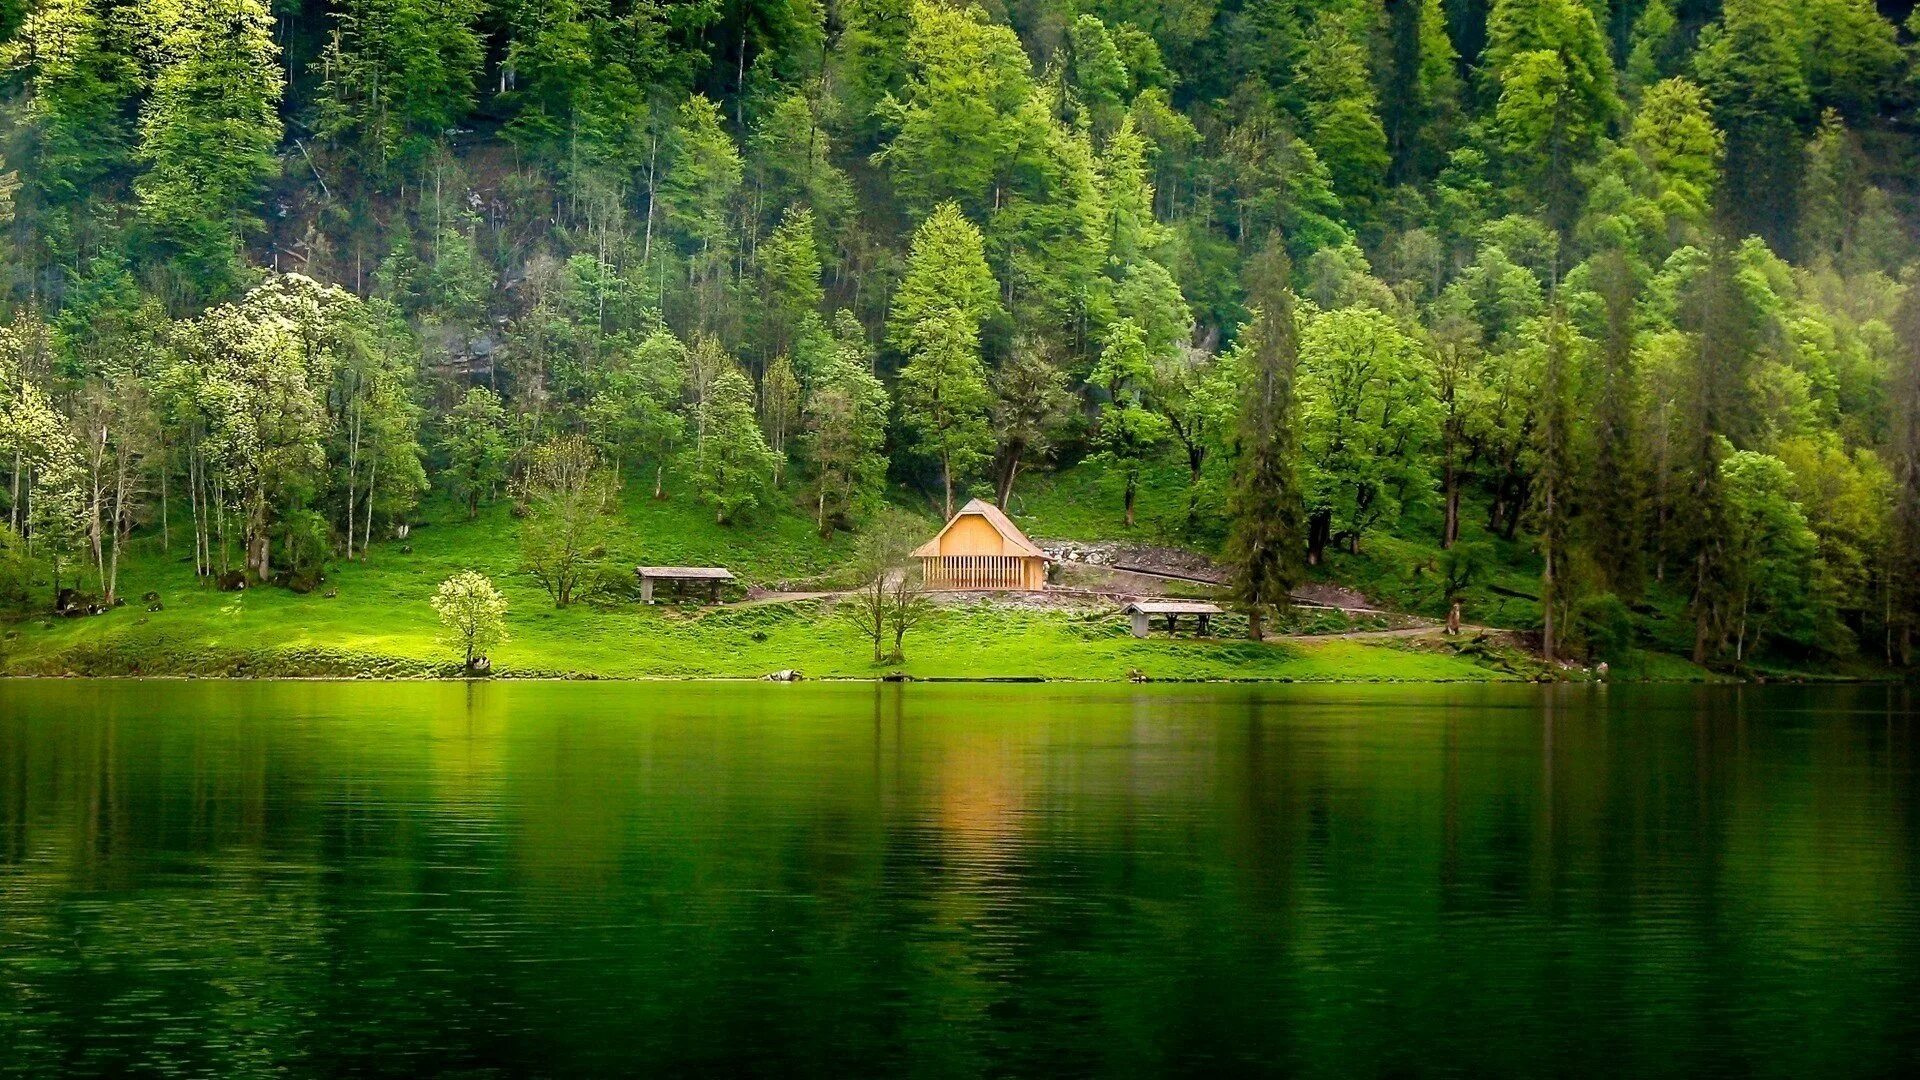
0, 681, 1916, 1076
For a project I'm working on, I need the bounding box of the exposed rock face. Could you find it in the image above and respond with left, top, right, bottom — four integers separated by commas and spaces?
1038, 540, 1227, 584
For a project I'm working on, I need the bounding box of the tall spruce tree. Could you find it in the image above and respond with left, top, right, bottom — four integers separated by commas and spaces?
1584, 248, 1643, 597
1890, 279, 1920, 665
1224, 238, 1305, 641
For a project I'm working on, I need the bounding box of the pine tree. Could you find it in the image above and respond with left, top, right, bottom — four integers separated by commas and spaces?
1224, 239, 1306, 640
1678, 242, 1762, 662
886, 202, 1001, 358
1534, 306, 1577, 661
689, 365, 778, 525
1890, 280, 1920, 665
1583, 248, 1643, 597
131, 0, 284, 301
897, 307, 993, 519
1482, 0, 1620, 232
0, 0, 135, 273
317, 0, 485, 174
443, 387, 510, 519
1695, 0, 1811, 254
759, 206, 825, 363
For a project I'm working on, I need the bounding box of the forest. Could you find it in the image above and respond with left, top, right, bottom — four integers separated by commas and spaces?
2, 0, 1919, 673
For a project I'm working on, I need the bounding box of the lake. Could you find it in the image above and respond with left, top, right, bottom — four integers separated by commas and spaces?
1, 681, 1916, 1077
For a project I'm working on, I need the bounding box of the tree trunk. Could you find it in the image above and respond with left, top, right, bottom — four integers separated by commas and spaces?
1307, 512, 1331, 566
1442, 460, 1459, 548
941, 451, 954, 520
996, 445, 1024, 508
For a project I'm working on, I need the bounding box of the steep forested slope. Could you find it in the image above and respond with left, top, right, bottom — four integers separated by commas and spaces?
2, 1, 1919, 672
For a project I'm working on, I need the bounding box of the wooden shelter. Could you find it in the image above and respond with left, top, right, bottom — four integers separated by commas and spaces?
1124, 600, 1223, 638
636, 566, 734, 604
913, 499, 1050, 591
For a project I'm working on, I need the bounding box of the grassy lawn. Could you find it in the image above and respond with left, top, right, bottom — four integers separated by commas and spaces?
0, 487, 1509, 682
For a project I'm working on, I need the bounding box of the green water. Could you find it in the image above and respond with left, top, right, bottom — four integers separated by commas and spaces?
1, 682, 1916, 1077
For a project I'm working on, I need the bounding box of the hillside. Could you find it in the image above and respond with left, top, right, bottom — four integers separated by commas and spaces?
2, 1, 1919, 679
0, 486, 1531, 682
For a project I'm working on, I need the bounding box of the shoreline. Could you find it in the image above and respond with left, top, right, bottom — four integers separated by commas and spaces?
3, 670, 1892, 686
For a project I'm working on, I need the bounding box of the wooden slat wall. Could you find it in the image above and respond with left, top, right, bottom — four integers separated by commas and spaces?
919, 555, 1041, 590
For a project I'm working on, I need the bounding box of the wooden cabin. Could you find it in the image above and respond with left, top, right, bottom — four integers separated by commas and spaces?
913, 499, 1050, 591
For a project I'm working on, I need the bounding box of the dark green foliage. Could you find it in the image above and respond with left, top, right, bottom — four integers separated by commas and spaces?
1224, 240, 1305, 640
0, 0, 1914, 675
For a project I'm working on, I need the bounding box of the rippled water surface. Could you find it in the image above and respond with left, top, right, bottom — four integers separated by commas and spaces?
1, 681, 1917, 1076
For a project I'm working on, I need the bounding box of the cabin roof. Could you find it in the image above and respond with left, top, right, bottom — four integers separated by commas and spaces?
635, 566, 735, 580
1123, 601, 1224, 616
912, 499, 1050, 560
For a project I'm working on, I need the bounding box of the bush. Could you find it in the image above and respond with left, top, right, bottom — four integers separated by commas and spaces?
1569, 593, 1637, 662
0, 526, 38, 611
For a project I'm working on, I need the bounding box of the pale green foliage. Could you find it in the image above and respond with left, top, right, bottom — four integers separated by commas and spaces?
585, 329, 686, 496
131, 0, 284, 295
659, 94, 743, 268
1408, 0, 1462, 174
442, 386, 510, 518
989, 105, 1108, 336
431, 569, 508, 668
164, 275, 354, 579
751, 92, 854, 228
1088, 318, 1172, 525
759, 207, 825, 359
803, 335, 890, 534
876, 1, 1037, 214
760, 354, 802, 483
887, 202, 1001, 356
1626, 78, 1723, 240
1483, 0, 1619, 228
0, 0, 134, 257
1296, 306, 1439, 555
1111, 259, 1190, 361
334, 301, 428, 556
317, 0, 486, 172
1298, 15, 1387, 220
688, 364, 778, 525
1, 323, 85, 576
1101, 113, 1169, 266
518, 433, 616, 606
898, 307, 993, 517
1625, 0, 1679, 92
1719, 449, 1825, 657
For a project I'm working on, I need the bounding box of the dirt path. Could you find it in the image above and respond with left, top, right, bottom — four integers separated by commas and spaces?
1275, 624, 1496, 643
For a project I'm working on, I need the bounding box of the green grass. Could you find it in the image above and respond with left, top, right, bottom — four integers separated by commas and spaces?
3, 470, 1863, 684
0, 487, 1508, 682
1011, 459, 1218, 546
